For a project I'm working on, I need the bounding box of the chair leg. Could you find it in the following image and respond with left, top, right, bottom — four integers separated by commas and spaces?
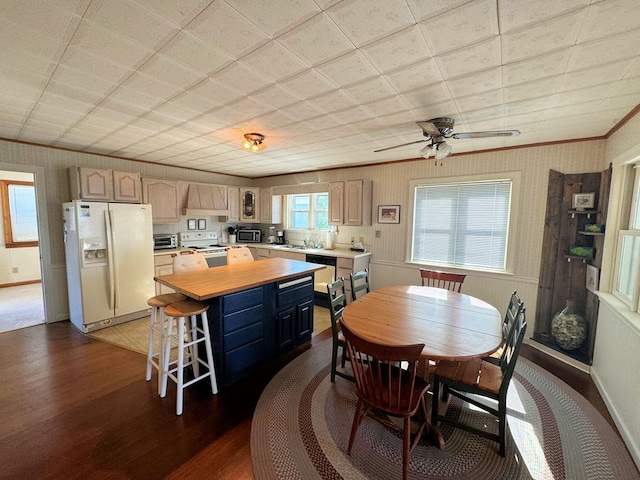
176, 317, 185, 416
498, 397, 506, 457
347, 400, 369, 454
331, 340, 338, 382
341, 346, 348, 368
188, 314, 200, 378
200, 310, 218, 395
160, 313, 174, 398
146, 307, 157, 382
403, 417, 411, 480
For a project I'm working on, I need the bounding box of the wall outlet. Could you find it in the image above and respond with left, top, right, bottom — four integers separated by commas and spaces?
359, 236, 364, 242
375, 230, 381, 238
12, 267, 19, 273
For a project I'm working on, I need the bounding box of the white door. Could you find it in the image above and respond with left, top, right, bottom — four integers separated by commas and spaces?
108, 203, 155, 316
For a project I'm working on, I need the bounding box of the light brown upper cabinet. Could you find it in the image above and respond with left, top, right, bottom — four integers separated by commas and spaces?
260, 187, 282, 224
240, 187, 259, 222
69, 167, 141, 203
142, 178, 180, 224
329, 179, 372, 226
227, 186, 240, 222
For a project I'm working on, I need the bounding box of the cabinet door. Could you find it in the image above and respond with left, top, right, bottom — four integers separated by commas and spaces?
344, 180, 363, 225
296, 300, 313, 341
142, 178, 180, 223
240, 187, 259, 222
227, 186, 240, 222
155, 264, 175, 294
259, 188, 272, 223
329, 181, 344, 225
275, 307, 296, 352
78, 167, 113, 201
113, 171, 141, 203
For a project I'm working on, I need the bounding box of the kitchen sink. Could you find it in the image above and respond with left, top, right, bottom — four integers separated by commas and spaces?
273, 244, 313, 250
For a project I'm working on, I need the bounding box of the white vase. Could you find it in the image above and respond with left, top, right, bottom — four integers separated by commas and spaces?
229, 234, 236, 244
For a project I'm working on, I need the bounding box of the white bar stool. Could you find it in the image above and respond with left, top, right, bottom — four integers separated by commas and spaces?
146, 293, 187, 393
161, 299, 218, 415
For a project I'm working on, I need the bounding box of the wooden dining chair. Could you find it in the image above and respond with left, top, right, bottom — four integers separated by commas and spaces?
349, 268, 370, 301
419, 268, 466, 292
341, 321, 431, 480
431, 307, 527, 456
326, 278, 353, 382
484, 290, 523, 365
172, 250, 208, 272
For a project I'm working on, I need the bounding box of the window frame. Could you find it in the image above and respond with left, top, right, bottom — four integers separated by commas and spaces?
407, 172, 521, 274
612, 164, 640, 310
285, 192, 330, 231
0, 179, 39, 248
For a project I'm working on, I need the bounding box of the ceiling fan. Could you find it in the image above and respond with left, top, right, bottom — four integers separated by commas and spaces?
374, 117, 520, 162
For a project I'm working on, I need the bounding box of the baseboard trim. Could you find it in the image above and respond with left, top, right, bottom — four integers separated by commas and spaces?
528, 339, 591, 373
0, 279, 42, 288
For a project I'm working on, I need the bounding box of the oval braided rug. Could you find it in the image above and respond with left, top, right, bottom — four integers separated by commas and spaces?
251, 338, 639, 479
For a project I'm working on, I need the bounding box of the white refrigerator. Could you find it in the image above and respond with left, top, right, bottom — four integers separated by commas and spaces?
63, 200, 155, 333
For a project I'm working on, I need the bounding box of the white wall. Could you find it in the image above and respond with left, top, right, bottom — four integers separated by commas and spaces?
0, 140, 250, 322
0, 170, 41, 284
591, 110, 640, 469
256, 140, 607, 320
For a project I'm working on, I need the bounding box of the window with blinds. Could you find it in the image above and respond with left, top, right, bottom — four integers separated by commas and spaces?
411, 179, 512, 271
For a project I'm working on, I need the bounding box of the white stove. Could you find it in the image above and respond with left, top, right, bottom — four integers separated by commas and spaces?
179, 231, 227, 267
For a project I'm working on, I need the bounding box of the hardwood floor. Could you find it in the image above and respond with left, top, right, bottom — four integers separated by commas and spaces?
0, 321, 620, 479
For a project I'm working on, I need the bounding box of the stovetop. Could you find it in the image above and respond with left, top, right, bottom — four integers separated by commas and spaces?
179, 231, 222, 250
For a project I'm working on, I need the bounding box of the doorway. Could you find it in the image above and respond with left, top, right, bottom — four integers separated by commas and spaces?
0, 169, 45, 333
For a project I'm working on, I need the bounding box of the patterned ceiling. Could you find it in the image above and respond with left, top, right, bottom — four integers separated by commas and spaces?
2, 0, 640, 177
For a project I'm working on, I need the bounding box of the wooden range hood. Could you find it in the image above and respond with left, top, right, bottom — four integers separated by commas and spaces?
182, 184, 230, 217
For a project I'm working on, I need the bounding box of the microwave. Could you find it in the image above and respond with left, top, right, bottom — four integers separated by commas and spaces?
153, 233, 178, 250
237, 229, 261, 243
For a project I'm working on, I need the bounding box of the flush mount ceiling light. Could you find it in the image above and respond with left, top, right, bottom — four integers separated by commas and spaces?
242, 132, 266, 152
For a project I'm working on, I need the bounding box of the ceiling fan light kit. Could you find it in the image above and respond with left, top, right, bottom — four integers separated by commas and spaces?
243, 133, 266, 152
374, 117, 520, 164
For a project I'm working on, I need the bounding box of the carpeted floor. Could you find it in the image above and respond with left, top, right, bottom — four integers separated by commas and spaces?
251, 337, 640, 480
0, 282, 45, 333
87, 305, 332, 355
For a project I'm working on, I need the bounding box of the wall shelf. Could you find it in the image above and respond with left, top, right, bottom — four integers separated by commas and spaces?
568, 209, 599, 218
564, 255, 593, 263
578, 231, 604, 236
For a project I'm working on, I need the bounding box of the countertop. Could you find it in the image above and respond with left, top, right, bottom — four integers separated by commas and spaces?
246, 243, 371, 259
154, 257, 325, 300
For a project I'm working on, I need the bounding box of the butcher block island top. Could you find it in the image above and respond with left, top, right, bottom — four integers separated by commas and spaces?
154, 257, 325, 301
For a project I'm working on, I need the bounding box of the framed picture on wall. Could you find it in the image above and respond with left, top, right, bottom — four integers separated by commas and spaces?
572, 192, 595, 210
378, 205, 400, 224
197, 219, 207, 230
187, 218, 197, 230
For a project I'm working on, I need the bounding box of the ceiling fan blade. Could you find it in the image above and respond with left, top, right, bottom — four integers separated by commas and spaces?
452, 130, 521, 139
373, 139, 428, 153
416, 121, 440, 136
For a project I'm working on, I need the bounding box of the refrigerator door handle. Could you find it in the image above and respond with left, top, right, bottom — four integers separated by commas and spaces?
105, 210, 117, 309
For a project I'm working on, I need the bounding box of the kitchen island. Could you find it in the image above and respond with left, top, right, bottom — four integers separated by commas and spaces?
155, 257, 325, 388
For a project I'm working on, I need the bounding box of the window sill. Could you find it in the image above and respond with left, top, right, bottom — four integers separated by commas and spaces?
597, 292, 640, 332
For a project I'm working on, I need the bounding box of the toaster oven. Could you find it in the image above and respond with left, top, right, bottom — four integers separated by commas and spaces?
153, 233, 178, 250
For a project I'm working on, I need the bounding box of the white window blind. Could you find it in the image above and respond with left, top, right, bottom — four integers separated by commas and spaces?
411, 180, 512, 271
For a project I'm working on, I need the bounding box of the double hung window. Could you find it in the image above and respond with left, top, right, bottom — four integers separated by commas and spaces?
287, 193, 329, 230
410, 174, 517, 272
613, 165, 640, 309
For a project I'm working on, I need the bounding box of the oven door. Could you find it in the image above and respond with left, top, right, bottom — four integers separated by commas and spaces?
202, 251, 227, 267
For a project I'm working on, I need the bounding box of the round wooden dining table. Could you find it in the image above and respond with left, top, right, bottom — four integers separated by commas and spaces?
341, 285, 503, 362
341, 285, 503, 450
